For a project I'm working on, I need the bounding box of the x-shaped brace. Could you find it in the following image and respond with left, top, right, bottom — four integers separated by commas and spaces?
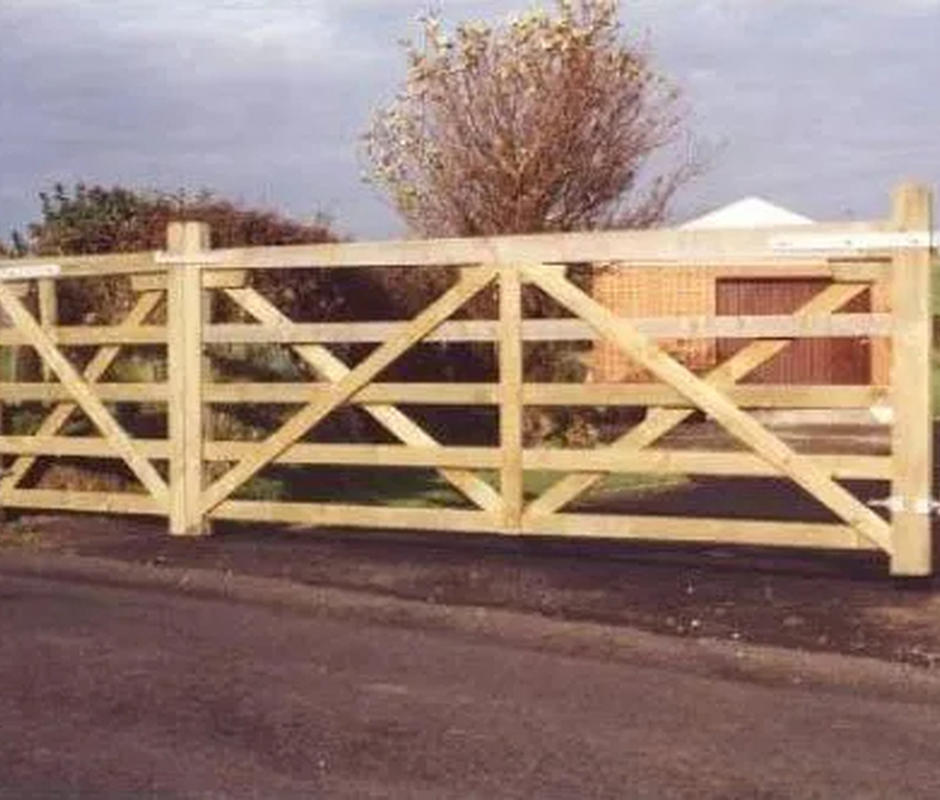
0, 284, 169, 507
522, 267, 892, 554
200, 267, 499, 514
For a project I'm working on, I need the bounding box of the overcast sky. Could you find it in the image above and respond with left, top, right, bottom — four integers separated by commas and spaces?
1, 0, 938, 241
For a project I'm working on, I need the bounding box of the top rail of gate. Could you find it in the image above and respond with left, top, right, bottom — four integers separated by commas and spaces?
1, 216, 932, 282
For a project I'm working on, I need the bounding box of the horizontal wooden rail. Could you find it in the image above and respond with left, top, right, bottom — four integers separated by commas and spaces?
0, 383, 169, 403
522, 384, 889, 409
0, 488, 160, 516
205, 314, 891, 345
0, 436, 892, 479
0, 223, 895, 279
212, 500, 502, 532
0, 256, 891, 286
522, 513, 875, 550
0, 436, 169, 459
153, 219, 888, 269
0, 313, 892, 348
0, 325, 166, 347
0, 234, 890, 283
205, 499, 877, 551
201, 445, 890, 480
147, 261, 888, 285
0, 382, 890, 409
525, 450, 892, 480
0, 491, 881, 551
0, 252, 158, 279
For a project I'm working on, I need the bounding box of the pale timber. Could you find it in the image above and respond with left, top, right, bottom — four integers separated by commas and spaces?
499, 268, 524, 530
166, 221, 209, 535
37, 278, 58, 383
204, 313, 890, 345
889, 185, 933, 575
0, 382, 890, 409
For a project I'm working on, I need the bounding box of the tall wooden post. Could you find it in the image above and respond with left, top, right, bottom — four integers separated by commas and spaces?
0, 282, 30, 521
890, 183, 934, 575
499, 267, 524, 532
167, 221, 210, 536
37, 279, 58, 383
0, 302, 7, 522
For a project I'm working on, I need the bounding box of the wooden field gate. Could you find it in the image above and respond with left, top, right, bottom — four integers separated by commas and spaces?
0, 183, 934, 575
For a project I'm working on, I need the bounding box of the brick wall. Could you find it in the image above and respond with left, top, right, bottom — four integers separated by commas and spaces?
589, 266, 716, 382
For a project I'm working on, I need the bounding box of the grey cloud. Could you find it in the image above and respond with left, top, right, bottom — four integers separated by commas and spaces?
635, 0, 940, 221
1, 0, 938, 242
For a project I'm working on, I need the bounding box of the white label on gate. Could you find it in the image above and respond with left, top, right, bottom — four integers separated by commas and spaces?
869, 404, 894, 424
0, 263, 61, 282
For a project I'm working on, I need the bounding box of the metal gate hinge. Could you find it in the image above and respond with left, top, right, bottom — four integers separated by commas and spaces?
868, 496, 940, 515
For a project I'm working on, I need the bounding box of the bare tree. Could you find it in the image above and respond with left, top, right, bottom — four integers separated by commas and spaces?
364, 1, 701, 445
364, 0, 696, 237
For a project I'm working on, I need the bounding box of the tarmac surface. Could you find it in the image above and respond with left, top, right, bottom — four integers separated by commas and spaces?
4, 507, 940, 668
2, 571, 940, 799
2, 422, 939, 795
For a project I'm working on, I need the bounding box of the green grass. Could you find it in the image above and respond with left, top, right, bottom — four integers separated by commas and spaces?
0, 521, 45, 550
0, 348, 12, 382
238, 466, 687, 509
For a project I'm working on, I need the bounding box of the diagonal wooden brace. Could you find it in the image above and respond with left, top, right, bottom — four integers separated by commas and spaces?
0, 284, 169, 508
199, 267, 498, 515
223, 287, 503, 513
524, 268, 892, 554
0, 291, 164, 494
527, 282, 872, 517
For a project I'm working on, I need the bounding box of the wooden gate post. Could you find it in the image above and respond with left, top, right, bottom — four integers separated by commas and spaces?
167, 221, 210, 536
890, 183, 934, 575
0, 310, 6, 523
37, 279, 58, 383
499, 267, 524, 531
0, 281, 30, 522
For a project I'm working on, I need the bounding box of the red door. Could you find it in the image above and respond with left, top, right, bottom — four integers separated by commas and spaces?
716, 279, 870, 384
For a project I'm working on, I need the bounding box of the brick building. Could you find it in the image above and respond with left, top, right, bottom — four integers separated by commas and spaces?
589, 198, 878, 387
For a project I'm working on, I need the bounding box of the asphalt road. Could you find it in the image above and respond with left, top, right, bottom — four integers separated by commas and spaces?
2, 575, 939, 799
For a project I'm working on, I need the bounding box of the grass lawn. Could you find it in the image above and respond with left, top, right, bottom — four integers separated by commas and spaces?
240, 465, 687, 509
0, 347, 12, 381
